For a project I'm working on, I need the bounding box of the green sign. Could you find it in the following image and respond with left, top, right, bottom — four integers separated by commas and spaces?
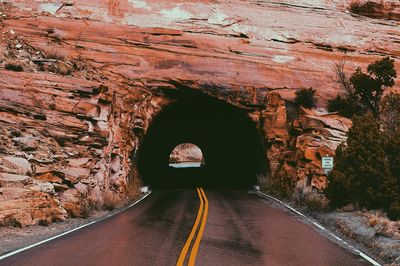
322, 156, 334, 171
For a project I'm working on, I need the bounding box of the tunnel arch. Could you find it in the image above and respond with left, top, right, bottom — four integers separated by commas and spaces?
136, 90, 266, 188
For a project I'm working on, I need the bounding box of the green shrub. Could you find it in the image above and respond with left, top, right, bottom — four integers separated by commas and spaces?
349, 1, 377, 15
327, 113, 400, 219
351, 57, 396, 117
327, 94, 363, 118
383, 129, 400, 219
330, 57, 396, 118
5, 63, 23, 72
381, 93, 400, 134
349, 1, 398, 20
294, 87, 316, 108
326, 114, 393, 212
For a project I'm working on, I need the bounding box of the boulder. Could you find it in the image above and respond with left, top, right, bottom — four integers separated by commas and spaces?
68, 158, 90, 167
62, 167, 91, 184
0, 173, 32, 185
0, 156, 32, 175
60, 189, 82, 218
0, 186, 66, 226
30, 180, 55, 195
75, 182, 88, 196
12, 136, 40, 151
53, 183, 69, 191
34, 171, 63, 183
263, 92, 288, 143
304, 147, 319, 162
311, 175, 327, 191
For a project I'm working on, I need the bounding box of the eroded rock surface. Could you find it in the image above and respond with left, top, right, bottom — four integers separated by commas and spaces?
0, 0, 398, 225
169, 143, 203, 163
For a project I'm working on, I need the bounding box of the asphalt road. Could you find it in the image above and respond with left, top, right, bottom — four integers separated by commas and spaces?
1, 189, 370, 266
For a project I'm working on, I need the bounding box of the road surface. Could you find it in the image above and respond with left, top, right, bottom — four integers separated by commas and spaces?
0, 189, 370, 266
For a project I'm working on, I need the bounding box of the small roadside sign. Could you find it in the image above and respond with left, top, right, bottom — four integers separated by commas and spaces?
322, 156, 334, 174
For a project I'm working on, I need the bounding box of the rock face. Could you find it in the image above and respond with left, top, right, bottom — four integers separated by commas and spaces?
169, 143, 203, 164
0, 0, 398, 225
264, 96, 352, 194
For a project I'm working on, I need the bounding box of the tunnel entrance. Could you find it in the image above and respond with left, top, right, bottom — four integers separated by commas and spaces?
136, 91, 266, 188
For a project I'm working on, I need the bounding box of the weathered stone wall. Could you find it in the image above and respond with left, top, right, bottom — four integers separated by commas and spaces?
0, 0, 398, 225
262, 92, 351, 197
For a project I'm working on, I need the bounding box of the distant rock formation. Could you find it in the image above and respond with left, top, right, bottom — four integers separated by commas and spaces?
169, 143, 203, 164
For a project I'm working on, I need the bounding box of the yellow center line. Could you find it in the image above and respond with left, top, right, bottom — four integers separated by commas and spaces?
188, 187, 208, 266
176, 188, 204, 266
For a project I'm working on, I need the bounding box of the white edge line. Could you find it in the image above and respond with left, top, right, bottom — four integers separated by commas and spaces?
0, 191, 152, 261
253, 190, 381, 266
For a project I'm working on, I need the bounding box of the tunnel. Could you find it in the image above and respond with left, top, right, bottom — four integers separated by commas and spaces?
136, 90, 266, 188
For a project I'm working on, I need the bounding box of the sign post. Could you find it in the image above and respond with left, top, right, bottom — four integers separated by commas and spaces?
322, 155, 334, 175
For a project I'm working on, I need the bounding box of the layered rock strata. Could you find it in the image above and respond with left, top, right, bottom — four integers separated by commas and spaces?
0, 0, 398, 225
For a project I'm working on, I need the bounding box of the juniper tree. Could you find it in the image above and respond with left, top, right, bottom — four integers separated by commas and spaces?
328, 57, 396, 118
326, 114, 392, 210
383, 128, 400, 219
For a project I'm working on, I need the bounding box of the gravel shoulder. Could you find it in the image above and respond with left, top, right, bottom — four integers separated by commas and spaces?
0, 209, 110, 256
287, 204, 400, 265
310, 210, 400, 265
257, 189, 400, 265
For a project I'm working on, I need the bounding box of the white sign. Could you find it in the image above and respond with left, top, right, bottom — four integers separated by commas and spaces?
322, 157, 334, 173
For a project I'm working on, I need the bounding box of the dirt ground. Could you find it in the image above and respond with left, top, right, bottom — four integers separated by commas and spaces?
302, 207, 400, 265
0, 209, 113, 256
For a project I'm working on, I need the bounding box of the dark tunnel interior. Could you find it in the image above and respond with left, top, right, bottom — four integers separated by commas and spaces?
136, 91, 266, 188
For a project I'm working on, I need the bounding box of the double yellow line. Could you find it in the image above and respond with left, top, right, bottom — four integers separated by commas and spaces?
177, 187, 209, 266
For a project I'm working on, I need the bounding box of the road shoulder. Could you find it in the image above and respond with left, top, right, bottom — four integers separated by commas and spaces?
253, 190, 384, 265
0, 191, 151, 258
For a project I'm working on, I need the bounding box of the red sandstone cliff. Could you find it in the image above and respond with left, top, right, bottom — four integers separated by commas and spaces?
0, 0, 399, 226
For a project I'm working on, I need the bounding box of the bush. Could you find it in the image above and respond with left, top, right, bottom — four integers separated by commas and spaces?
5, 63, 23, 72
326, 114, 394, 214
327, 94, 363, 118
45, 49, 65, 61
329, 57, 396, 118
381, 93, 400, 134
293, 186, 328, 210
102, 190, 121, 211
294, 87, 316, 108
349, 1, 399, 21
383, 130, 400, 219
349, 1, 377, 15
351, 57, 396, 117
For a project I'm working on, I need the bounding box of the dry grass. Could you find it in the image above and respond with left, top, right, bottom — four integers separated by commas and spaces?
79, 198, 92, 219
38, 219, 51, 226
102, 190, 122, 211
36, 47, 72, 75
2, 215, 23, 228
45, 49, 65, 61
362, 210, 400, 239
258, 174, 293, 198
293, 186, 329, 211
127, 178, 144, 201
335, 219, 356, 239
337, 203, 356, 212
